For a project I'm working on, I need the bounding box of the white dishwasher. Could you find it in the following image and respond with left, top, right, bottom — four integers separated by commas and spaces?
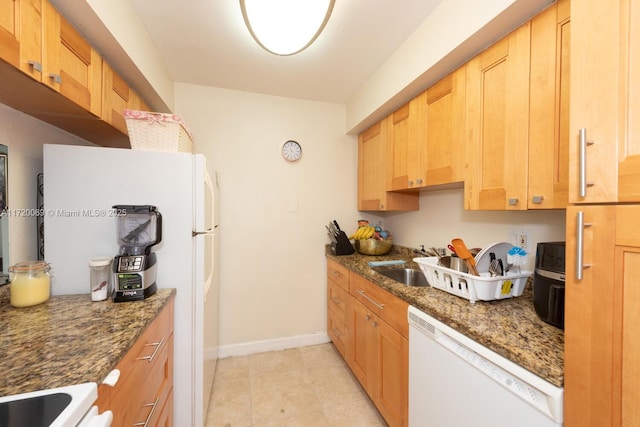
408, 306, 563, 427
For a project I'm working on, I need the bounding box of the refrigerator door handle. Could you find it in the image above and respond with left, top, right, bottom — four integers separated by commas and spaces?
204, 168, 216, 230
192, 225, 218, 237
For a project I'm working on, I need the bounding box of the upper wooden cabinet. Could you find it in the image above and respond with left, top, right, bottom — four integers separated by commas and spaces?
528, 0, 570, 209
0, 0, 143, 147
42, 0, 102, 116
18, 0, 42, 80
103, 61, 150, 135
424, 66, 466, 186
386, 66, 466, 191
0, 0, 20, 67
389, 95, 427, 191
569, 0, 640, 203
465, 22, 531, 210
357, 120, 419, 211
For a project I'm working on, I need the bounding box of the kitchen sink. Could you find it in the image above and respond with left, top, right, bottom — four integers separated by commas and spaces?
374, 268, 429, 287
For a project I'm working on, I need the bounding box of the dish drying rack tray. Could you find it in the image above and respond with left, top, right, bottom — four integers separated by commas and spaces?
413, 257, 531, 303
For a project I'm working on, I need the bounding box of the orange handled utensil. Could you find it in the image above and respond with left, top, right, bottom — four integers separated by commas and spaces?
450, 238, 480, 276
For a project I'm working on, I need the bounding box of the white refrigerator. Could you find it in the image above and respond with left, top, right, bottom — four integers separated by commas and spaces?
42, 144, 219, 427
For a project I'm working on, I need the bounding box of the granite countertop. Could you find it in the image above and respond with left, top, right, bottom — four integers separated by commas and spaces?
0, 285, 176, 396
327, 245, 564, 388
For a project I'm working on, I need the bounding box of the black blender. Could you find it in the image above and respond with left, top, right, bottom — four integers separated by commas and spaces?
112, 205, 162, 302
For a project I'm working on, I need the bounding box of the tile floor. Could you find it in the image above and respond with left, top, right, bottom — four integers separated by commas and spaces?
205, 343, 388, 427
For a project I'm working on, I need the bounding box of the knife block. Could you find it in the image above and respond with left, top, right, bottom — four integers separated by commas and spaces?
331, 231, 355, 255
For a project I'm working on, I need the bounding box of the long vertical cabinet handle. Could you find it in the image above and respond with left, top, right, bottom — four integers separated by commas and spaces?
575, 211, 592, 280
578, 128, 595, 197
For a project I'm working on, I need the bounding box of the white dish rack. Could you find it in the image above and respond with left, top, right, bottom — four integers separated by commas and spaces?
413, 257, 531, 303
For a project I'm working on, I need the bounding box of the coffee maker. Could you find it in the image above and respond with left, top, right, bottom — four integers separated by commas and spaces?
112, 205, 162, 302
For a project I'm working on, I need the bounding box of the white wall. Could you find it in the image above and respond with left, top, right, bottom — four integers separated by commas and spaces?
378, 188, 566, 271
175, 84, 360, 355
345, 0, 554, 133
0, 104, 92, 266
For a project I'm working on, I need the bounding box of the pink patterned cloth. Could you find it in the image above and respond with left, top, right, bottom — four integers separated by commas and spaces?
123, 109, 194, 141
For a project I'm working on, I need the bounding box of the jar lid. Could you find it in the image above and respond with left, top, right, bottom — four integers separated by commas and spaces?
89, 257, 113, 267
9, 261, 50, 273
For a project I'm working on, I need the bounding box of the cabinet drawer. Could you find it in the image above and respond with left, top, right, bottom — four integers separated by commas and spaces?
328, 306, 348, 358
130, 334, 173, 427
108, 300, 174, 425
327, 259, 349, 290
154, 387, 174, 427
328, 278, 348, 320
350, 272, 409, 338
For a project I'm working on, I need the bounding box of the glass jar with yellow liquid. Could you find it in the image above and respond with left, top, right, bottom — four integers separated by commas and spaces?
9, 261, 51, 307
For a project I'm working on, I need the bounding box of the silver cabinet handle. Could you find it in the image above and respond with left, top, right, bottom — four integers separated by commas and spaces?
416, 179, 423, 185
135, 337, 165, 362
575, 211, 592, 280
508, 198, 519, 206
578, 128, 595, 197
133, 397, 160, 427
532, 196, 544, 204
48, 73, 62, 84
357, 290, 384, 309
27, 60, 42, 72
330, 296, 341, 305
408, 180, 414, 186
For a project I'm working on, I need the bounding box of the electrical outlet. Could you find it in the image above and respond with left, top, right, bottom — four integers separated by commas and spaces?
508, 229, 529, 251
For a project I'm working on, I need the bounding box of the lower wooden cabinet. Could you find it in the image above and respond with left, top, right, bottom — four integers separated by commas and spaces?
326, 259, 408, 427
565, 205, 640, 426
97, 298, 175, 427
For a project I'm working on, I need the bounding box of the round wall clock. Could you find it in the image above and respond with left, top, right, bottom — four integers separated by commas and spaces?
281, 140, 302, 162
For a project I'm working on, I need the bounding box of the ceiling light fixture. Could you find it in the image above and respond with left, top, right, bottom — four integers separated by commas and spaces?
240, 0, 335, 56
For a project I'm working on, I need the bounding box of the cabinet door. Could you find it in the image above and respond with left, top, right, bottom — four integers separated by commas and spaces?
374, 318, 408, 427
566, 205, 640, 426
358, 121, 388, 211
18, 0, 42, 80
42, 0, 102, 116
565, 205, 617, 426
528, 0, 570, 209
569, 0, 640, 203
0, 0, 20, 67
617, 217, 640, 426
389, 95, 427, 190
465, 22, 531, 210
425, 66, 465, 186
102, 61, 130, 134
347, 298, 375, 393
357, 119, 418, 211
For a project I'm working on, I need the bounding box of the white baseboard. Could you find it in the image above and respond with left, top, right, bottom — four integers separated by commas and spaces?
218, 332, 331, 358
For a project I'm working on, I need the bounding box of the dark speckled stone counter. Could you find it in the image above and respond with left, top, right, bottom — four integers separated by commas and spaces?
0, 285, 175, 396
327, 245, 564, 388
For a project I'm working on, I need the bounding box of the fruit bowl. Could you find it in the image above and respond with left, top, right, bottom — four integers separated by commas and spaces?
355, 238, 393, 255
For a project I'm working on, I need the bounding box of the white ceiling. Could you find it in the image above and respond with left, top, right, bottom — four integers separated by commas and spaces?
127, 0, 444, 104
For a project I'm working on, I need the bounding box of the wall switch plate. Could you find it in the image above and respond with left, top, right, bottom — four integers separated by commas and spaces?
508, 229, 529, 251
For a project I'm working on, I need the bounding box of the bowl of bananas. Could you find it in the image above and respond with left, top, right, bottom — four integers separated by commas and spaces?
350, 221, 393, 255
